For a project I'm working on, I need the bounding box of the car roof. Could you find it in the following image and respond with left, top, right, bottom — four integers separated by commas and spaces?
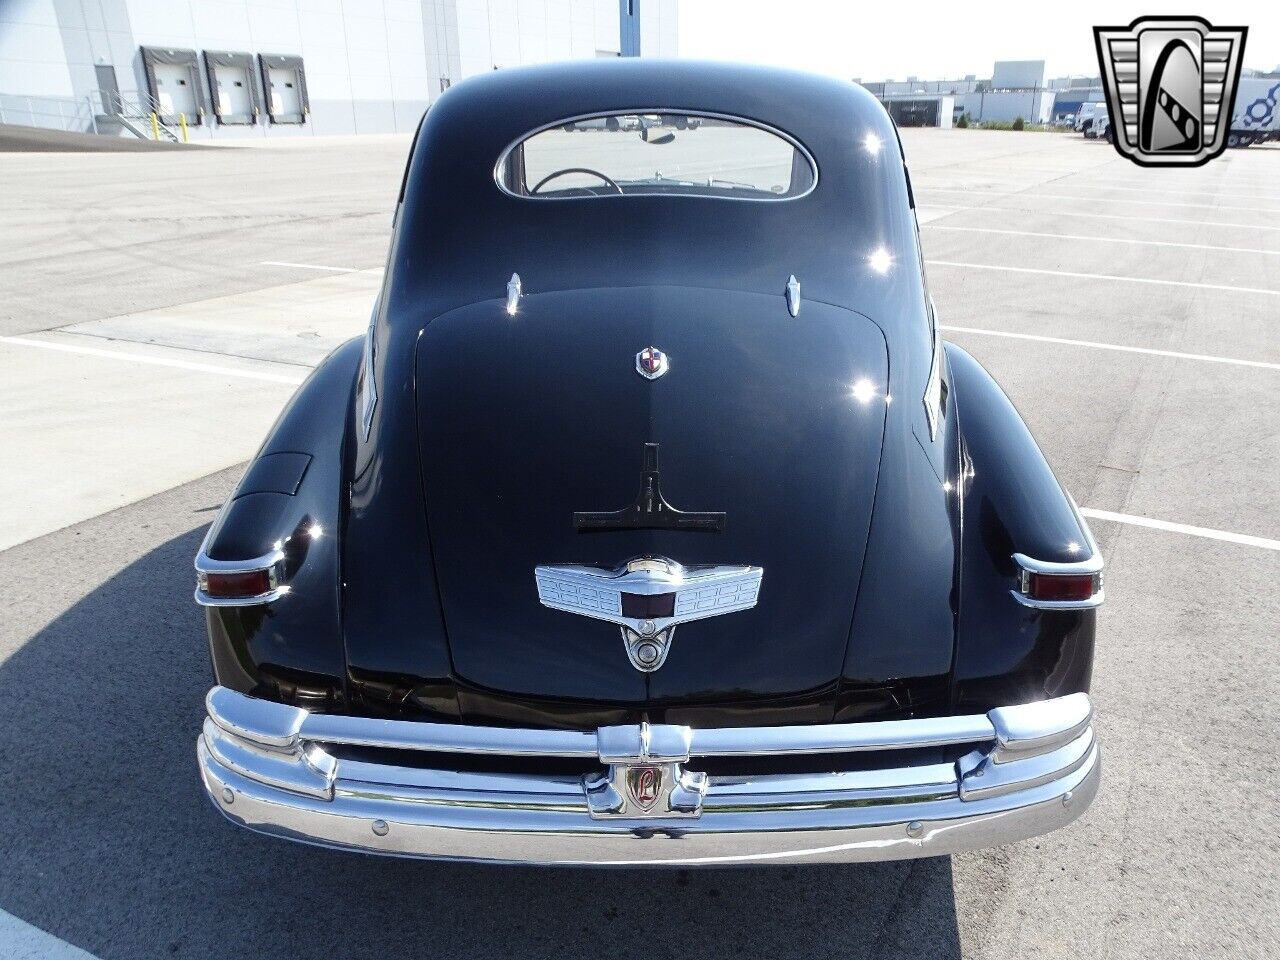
388, 59, 926, 334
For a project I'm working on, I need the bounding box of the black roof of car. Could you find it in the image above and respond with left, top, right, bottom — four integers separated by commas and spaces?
388, 59, 926, 337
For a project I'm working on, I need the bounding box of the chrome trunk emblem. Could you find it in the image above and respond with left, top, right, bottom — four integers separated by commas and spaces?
635, 346, 669, 380
534, 557, 763, 672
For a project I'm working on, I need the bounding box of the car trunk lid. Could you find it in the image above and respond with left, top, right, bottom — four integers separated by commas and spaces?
414, 286, 888, 718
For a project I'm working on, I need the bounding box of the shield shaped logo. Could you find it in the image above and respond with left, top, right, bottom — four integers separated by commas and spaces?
1094, 16, 1247, 167
635, 346, 669, 380
626, 765, 663, 811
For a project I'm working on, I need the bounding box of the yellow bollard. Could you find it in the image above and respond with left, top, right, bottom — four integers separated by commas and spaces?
149, 111, 161, 141
179, 112, 188, 143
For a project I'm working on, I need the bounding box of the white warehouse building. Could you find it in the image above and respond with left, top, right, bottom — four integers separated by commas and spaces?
861, 59, 1056, 127
0, 0, 679, 140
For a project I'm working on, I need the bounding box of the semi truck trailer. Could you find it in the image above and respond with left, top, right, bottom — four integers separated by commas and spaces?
1228, 76, 1280, 147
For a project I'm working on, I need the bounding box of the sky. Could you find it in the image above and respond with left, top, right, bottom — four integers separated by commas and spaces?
677, 1, 1280, 82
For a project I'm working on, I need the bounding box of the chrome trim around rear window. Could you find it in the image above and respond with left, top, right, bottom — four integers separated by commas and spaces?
493, 109, 819, 203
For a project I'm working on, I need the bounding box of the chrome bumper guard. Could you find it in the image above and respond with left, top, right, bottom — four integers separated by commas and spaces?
198, 687, 1099, 866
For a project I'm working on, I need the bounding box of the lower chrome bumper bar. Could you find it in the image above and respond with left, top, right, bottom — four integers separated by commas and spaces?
197, 687, 1100, 866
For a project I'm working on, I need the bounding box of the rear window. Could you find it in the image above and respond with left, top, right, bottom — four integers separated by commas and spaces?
496, 113, 816, 201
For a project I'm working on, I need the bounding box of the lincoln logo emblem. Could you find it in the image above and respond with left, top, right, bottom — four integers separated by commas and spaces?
627, 766, 662, 811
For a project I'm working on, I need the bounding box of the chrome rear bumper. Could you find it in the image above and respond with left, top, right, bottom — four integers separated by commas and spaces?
198, 687, 1099, 866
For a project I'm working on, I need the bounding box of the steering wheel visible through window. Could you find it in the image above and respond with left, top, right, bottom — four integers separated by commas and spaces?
529, 167, 625, 196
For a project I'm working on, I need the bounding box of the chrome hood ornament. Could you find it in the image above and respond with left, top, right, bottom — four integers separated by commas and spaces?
534, 557, 763, 672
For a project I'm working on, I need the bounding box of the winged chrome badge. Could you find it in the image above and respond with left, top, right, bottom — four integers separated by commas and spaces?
534, 557, 762, 672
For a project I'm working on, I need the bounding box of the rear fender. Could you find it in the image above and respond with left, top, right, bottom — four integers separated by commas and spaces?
197, 337, 362, 709
948, 344, 1098, 713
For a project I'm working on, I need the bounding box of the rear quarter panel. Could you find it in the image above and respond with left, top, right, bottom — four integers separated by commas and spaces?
947, 343, 1097, 713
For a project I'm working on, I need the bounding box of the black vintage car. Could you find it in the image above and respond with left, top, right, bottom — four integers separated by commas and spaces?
195, 60, 1101, 866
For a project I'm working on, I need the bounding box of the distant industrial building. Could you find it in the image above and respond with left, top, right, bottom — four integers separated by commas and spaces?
860, 60, 1099, 127
873, 94, 955, 129
0, 0, 679, 141
1047, 76, 1106, 122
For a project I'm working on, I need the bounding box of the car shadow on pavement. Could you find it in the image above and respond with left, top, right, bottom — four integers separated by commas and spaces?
0, 526, 962, 960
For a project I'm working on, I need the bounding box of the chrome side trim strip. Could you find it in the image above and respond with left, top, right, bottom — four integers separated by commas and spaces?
923, 296, 945, 440
359, 306, 377, 440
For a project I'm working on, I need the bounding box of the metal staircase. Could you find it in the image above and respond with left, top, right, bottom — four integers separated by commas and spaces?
96, 90, 181, 142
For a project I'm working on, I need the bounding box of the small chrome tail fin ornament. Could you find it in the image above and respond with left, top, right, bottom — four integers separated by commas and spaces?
785, 274, 801, 317
505, 272, 522, 315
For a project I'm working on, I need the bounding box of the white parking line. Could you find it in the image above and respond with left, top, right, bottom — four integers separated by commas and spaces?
933, 205, 1280, 233
924, 224, 1280, 257
0, 336, 308, 385
1000, 182, 1280, 203
939, 325, 1280, 371
259, 260, 361, 273
0, 909, 103, 960
1080, 508, 1280, 552
919, 186, 1279, 214
925, 260, 1280, 298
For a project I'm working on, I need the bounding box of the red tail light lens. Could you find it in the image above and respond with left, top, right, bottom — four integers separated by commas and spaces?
203, 569, 273, 599
1027, 573, 1096, 602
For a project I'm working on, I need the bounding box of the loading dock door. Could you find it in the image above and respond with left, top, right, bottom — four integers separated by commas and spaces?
267, 69, 301, 117
215, 66, 252, 118
203, 51, 258, 125
155, 63, 198, 119
141, 47, 203, 124
257, 54, 308, 124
